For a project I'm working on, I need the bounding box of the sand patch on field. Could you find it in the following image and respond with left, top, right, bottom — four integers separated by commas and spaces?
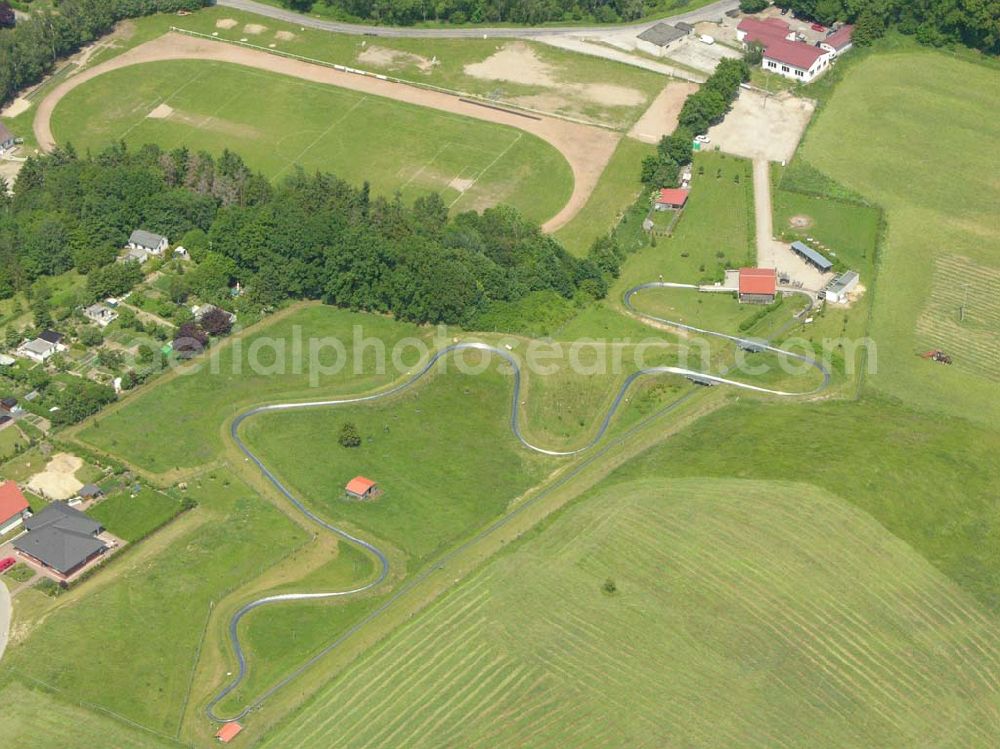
789, 214, 814, 229
26, 453, 84, 500
1, 98, 31, 118
275, 30, 296, 41
216, 19, 238, 29
466, 43, 643, 108
628, 81, 699, 143
449, 176, 475, 192
170, 110, 262, 139
358, 45, 436, 73
147, 103, 174, 119
244, 24, 267, 35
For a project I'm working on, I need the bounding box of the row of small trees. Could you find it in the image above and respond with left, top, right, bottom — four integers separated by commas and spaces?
640, 59, 750, 190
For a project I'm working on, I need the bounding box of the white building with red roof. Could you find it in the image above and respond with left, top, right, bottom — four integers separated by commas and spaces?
0, 480, 30, 535
737, 16, 843, 83
821, 24, 855, 55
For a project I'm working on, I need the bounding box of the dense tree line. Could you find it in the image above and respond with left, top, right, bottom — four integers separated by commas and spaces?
3, 143, 610, 326
641, 58, 749, 189
775, 0, 999, 52
0, 0, 210, 106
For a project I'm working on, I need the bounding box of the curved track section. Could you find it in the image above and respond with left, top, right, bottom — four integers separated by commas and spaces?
208, 291, 829, 722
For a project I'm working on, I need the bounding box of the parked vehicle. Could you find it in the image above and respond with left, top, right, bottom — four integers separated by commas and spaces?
0, 557, 16, 573
811, 23, 827, 32
695, 134, 711, 144
699, 34, 715, 45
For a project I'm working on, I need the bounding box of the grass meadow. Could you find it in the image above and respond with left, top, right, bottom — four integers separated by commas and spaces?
799, 49, 1000, 425
259, 477, 1000, 748
0, 680, 184, 749
2, 470, 309, 734
86, 487, 183, 542
52, 59, 573, 225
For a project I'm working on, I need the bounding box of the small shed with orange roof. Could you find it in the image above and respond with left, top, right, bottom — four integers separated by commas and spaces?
215, 722, 243, 743
345, 476, 379, 500
0, 480, 30, 535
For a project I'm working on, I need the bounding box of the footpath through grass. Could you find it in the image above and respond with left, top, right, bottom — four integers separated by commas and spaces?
260, 476, 1000, 748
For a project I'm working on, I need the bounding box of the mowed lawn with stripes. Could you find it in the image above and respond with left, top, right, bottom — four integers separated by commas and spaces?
260, 478, 1000, 748
50, 60, 573, 225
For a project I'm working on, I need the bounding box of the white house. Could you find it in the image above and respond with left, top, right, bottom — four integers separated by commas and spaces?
17, 330, 66, 363
737, 16, 836, 83
82, 302, 119, 328
0, 122, 17, 155
820, 24, 854, 55
823, 271, 860, 303
127, 230, 169, 255
0, 480, 30, 536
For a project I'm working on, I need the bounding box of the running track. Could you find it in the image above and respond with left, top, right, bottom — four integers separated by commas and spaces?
206, 282, 829, 723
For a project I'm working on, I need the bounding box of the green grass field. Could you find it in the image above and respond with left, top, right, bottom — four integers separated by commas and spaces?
78, 307, 427, 474
799, 49, 1000, 424
260, 477, 1000, 747
2, 470, 308, 734
240, 361, 556, 565
52, 59, 573, 225
554, 136, 653, 256
0, 680, 184, 749
86, 487, 183, 542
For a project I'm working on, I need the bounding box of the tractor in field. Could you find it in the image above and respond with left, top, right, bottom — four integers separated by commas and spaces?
919, 349, 953, 365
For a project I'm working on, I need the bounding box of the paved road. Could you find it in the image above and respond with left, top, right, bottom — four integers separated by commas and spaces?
207, 291, 828, 724
217, 0, 738, 38
0, 579, 11, 665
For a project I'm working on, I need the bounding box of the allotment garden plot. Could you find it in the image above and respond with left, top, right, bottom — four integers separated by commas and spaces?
50, 60, 573, 225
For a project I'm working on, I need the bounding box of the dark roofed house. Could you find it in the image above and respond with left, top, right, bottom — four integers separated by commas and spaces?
0, 396, 16, 412
674, 21, 695, 34
78, 484, 104, 501
38, 330, 63, 345
637, 22, 687, 56
15, 503, 109, 579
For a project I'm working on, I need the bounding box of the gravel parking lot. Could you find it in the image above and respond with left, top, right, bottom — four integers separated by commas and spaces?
707, 88, 815, 162
664, 36, 741, 73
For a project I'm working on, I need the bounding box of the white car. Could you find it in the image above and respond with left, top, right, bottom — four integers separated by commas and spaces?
695, 134, 711, 144
699, 34, 715, 45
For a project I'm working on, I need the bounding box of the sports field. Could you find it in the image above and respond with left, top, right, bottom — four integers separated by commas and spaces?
260, 477, 1000, 747
50, 59, 574, 225
799, 48, 1000, 424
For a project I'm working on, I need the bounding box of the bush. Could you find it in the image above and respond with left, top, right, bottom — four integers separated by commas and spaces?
338, 422, 362, 448
740, 0, 769, 12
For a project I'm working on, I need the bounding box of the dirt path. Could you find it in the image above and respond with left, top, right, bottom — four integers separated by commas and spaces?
0, 579, 10, 664
33, 33, 621, 233
629, 81, 700, 144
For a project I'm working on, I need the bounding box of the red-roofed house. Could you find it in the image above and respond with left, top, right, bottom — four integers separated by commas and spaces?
655, 187, 690, 210
821, 24, 854, 54
0, 480, 30, 535
215, 722, 243, 743
738, 268, 777, 304
737, 16, 834, 83
345, 476, 379, 500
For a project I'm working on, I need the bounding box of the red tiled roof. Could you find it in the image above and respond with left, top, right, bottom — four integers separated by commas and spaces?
739, 268, 777, 296
762, 38, 826, 69
345, 476, 377, 495
0, 480, 28, 524
738, 17, 790, 36
657, 188, 689, 206
216, 723, 243, 743
824, 24, 854, 50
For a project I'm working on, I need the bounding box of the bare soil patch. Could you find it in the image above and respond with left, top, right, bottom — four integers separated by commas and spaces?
244, 24, 267, 35
465, 42, 643, 108
628, 81, 699, 144
147, 103, 174, 119
34, 32, 621, 233
215, 19, 238, 30
789, 214, 814, 229
449, 176, 475, 192
1, 98, 31, 119
275, 31, 296, 42
357, 45, 436, 73
708, 89, 815, 163
26, 453, 84, 501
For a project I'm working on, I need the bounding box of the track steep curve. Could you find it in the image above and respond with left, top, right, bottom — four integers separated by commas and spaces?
207, 291, 830, 723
